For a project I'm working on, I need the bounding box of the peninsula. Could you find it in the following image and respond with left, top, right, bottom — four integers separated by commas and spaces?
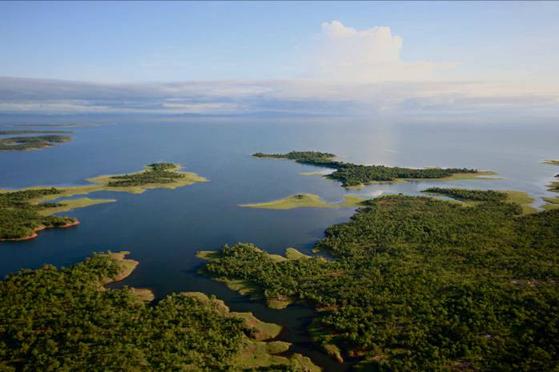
0, 163, 207, 241
0, 251, 318, 371
201, 187, 559, 370
254, 151, 494, 187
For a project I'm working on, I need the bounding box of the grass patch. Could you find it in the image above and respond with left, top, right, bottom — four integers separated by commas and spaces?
285, 247, 311, 260
228, 339, 319, 371
504, 190, 536, 214
104, 251, 139, 283
436, 170, 500, 181
543, 197, 559, 210
240, 193, 365, 210
180, 292, 318, 370
129, 287, 155, 302
424, 187, 536, 214
37, 197, 115, 216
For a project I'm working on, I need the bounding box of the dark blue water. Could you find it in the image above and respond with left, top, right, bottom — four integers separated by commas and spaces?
1, 115, 558, 370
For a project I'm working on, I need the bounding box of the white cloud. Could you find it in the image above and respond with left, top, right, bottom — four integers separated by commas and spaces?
308, 20, 452, 82
1, 77, 558, 120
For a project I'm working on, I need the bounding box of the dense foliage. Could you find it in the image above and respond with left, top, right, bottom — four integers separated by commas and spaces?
204, 190, 559, 370
107, 163, 186, 187
254, 151, 340, 169
0, 253, 252, 370
253, 151, 477, 187
424, 187, 508, 202
0, 135, 71, 151
0, 188, 75, 240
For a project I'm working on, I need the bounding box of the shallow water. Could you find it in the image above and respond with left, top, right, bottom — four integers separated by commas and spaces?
0, 115, 558, 370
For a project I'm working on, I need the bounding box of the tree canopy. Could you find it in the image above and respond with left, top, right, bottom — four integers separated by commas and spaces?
203, 189, 559, 370
253, 151, 478, 187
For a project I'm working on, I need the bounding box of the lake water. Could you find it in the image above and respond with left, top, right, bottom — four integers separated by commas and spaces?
1, 115, 558, 370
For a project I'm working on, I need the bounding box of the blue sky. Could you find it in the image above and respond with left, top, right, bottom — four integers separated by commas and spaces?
1, 1, 558, 83
0, 2, 558, 118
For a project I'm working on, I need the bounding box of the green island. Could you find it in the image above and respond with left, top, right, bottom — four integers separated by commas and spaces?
240, 193, 365, 210
543, 159, 559, 166
0, 251, 318, 371
0, 130, 72, 151
254, 151, 495, 187
0, 163, 207, 241
199, 188, 559, 370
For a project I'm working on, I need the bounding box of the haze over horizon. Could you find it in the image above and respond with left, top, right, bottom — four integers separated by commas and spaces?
1, 1, 558, 119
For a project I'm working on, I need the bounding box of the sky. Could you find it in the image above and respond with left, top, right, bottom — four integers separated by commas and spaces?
1, 1, 558, 118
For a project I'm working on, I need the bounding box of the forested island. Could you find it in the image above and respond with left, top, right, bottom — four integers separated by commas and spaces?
200, 188, 559, 370
0, 163, 207, 241
254, 151, 493, 187
0, 130, 72, 151
0, 251, 318, 371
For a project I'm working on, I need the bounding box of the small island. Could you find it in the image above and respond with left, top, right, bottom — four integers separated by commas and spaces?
200, 187, 559, 370
0, 163, 207, 241
0, 251, 318, 371
0, 130, 72, 151
240, 193, 365, 210
254, 151, 495, 187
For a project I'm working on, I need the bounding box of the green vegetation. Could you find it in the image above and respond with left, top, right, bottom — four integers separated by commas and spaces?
240, 193, 365, 210
0, 135, 71, 151
0, 188, 78, 240
105, 163, 187, 187
503, 190, 537, 214
424, 187, 536, 214
36, 197, 116, 216
424, 187, 507, 202
0, 163, 207, 241
87, 162, 208, 193
201, 189, 559, 370
0, 252, 318, 371
253, 151, 484, 187
543, 197, 559, 211
542, 161, 559, 207
543, 160, 559, 192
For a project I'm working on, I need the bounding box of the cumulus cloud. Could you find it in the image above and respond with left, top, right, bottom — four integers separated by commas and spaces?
307, 20, 452, 82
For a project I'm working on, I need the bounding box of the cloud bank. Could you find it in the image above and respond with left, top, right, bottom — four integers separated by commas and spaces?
307, 21, 452, 82
0, 21, 558, 121
1, 76, 558, 122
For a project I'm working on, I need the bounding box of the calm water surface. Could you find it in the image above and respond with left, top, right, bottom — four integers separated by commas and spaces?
1, 116, 558, 370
